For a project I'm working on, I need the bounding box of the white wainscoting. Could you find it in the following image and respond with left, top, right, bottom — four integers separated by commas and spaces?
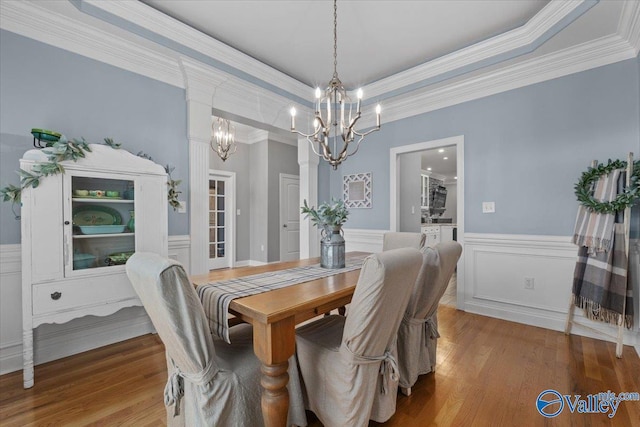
343, 228, 386, 254
464, 233, 640, 351
0, 236, 191, 376
342, 229, 640, 354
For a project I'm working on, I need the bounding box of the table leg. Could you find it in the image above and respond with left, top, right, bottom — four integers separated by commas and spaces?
252, 317, 296, 427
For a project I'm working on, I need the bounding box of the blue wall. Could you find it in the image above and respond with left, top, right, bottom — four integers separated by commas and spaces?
0, 30, 189, 244
325, 57, 640, 238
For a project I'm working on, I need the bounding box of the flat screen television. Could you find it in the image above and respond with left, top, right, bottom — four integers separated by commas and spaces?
431, 186, 447, 209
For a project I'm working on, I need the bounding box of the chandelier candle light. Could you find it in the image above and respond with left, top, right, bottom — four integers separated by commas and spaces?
290, 0, 381, 170
211, 117, 237, 162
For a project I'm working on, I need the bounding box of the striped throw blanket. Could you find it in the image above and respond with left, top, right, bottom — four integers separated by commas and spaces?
572, 223, 633, 328
572, 168, 621, 254
197, 256, 366, 343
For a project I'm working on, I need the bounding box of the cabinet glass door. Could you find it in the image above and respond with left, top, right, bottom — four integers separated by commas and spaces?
68, 175, 135, 273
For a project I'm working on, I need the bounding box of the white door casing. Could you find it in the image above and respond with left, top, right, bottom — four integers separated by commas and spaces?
280, 174, 300, 261
390, 135, 465, 310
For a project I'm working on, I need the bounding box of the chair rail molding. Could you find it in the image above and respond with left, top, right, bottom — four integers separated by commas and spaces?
0, 238, 191, 376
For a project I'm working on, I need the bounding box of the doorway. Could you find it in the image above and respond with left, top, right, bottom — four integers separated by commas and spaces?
279, 174, 300, 261
208, 170, 236, 270
390, 135, 465, 309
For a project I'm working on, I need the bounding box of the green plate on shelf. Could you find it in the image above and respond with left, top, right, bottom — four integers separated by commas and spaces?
105, 251, 135, 266
72, 205, 122, 226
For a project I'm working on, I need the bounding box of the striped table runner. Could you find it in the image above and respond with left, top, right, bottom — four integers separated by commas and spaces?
197, 254, 367, 343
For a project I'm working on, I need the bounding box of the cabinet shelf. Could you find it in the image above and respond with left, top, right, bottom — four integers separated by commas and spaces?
73, 233, 134, 239
72, 198, 134, 204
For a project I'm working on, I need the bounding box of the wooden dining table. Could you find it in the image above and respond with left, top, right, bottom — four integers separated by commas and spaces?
191, 252, 367, 427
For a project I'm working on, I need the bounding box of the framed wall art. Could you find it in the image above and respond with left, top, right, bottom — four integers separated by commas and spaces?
343, 172, 372, 208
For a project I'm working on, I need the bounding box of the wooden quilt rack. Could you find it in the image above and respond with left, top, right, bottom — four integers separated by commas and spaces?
564, 152, 634, 358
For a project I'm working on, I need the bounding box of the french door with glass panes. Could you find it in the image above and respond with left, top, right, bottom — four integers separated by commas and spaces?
208, 174, 233, 270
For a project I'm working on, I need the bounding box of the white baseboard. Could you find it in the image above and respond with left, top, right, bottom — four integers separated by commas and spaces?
0, 237, 191, 376
235, 260, 269, 267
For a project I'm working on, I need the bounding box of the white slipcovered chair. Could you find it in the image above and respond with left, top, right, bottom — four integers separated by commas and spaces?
397, 241, 462, 396
382, 231, 426, 251
295, 248, 422, 427
125, 252, 307, 427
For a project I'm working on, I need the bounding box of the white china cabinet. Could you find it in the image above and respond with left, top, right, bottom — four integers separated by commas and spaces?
20, 144, 168, 388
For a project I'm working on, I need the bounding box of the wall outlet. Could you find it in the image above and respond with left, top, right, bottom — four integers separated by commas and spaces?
482, 202, 495, 213
261, 245, 264, 252
524, 277, 535, 290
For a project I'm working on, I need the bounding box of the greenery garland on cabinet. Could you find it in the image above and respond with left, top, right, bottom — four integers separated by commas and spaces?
574, 158, 640, 214
0, 136, 182, 218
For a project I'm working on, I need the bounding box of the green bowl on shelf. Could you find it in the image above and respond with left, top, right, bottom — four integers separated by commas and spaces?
73, 253, 96, 270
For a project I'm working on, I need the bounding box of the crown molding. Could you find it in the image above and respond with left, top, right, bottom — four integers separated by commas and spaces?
179, 56, 228, 105
246, 129, 269, 145
618, 0, 640, 56
0, 0, 183, 88
362, 0, 598, 100
363, 34, 636, 128
179, 56, 311, 133
78, 0, 311, 102
268, 132, 297, 147
2, 0, 635, 135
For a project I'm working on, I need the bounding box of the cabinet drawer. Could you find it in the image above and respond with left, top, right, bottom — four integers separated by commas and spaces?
33, 274, 138, 315
421, 226, 440, 234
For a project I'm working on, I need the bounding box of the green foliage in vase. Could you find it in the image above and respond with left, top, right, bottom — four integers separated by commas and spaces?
301, 197, 349, 229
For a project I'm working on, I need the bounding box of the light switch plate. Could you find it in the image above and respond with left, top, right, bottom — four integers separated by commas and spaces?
482, 201, 495, 213
177, 201, 187, 214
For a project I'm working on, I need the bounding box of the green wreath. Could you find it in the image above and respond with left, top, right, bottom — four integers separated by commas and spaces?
574, 158, 640, 214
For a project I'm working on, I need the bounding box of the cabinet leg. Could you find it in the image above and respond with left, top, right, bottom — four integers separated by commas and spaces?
23, 329, 34, 389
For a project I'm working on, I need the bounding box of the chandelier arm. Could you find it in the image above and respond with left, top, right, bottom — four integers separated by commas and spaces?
302, 136, 326, 158
318, 138, 334, 159
345, 112, 362, 131
292, 127, 323, 140
351, 125, 381, 138
343, 134, 367, 159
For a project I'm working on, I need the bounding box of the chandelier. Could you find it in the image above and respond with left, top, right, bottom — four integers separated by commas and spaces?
211, 117, 236, 162
290, 0, 381, 170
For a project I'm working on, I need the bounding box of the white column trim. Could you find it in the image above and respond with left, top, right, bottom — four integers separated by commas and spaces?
298, 136, 320, 258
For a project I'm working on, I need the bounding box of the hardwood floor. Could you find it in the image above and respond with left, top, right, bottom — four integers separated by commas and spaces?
1, 306, 638, 426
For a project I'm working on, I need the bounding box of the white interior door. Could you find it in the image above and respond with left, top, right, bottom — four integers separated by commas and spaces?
280, 174, 300, 261
208, 172, 235, 270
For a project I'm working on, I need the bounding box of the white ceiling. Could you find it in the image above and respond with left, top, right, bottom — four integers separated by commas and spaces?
141, 0, 550, 89
421, 146, 457, 180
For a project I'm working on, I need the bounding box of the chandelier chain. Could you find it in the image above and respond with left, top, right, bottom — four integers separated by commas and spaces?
289, 0, 381, 169
333, 0, 338, 78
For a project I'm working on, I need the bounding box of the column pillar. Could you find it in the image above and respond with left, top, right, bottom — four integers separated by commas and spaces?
298, 137, 319, 258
